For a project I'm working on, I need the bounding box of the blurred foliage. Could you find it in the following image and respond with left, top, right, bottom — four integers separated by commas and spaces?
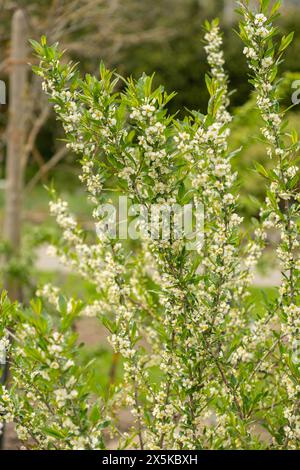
118, 2, 300, 115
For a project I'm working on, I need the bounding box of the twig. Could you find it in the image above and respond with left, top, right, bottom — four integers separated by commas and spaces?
25, 146, 68, 193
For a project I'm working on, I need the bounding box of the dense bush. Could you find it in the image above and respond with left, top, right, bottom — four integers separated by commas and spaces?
0, 1, 299, 450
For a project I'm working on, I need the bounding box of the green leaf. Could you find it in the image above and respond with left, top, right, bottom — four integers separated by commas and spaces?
41, 35, 47, 46
261, 0, 270, 14
279, 32, 294, 53
205, 74, 213, 96
102, 316, 116, 334
254, 161, 269, 178
90, 404, 101, 424
43, 427, 67, 439
290, 128, 298, 145
270, 0, 281, 17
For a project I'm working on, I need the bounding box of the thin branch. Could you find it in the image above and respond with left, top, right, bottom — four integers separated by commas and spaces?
25, 146, 68, 193
246, 335, 287, 386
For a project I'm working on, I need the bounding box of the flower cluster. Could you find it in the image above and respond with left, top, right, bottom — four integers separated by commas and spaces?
0, 293, 113, 449
240, 0, 300, 448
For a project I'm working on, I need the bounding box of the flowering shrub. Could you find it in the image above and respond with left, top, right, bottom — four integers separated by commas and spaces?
0, 1, 299, 450
0, 292, 112, 449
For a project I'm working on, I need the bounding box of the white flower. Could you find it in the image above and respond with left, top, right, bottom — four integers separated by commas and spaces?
254, 14, 267, 26
54, 388, 68, 407
261, 56, 273, 68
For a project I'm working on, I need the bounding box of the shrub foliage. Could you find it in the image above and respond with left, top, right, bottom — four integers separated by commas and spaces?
0, 1, 299, 450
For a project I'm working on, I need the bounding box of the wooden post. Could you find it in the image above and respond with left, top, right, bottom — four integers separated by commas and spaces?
1, 9, 28, 450
3, 9, 28, 301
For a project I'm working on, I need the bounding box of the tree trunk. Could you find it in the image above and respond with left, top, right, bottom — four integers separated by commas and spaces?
1, 9, 28, 450
3, 9, 28, 301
